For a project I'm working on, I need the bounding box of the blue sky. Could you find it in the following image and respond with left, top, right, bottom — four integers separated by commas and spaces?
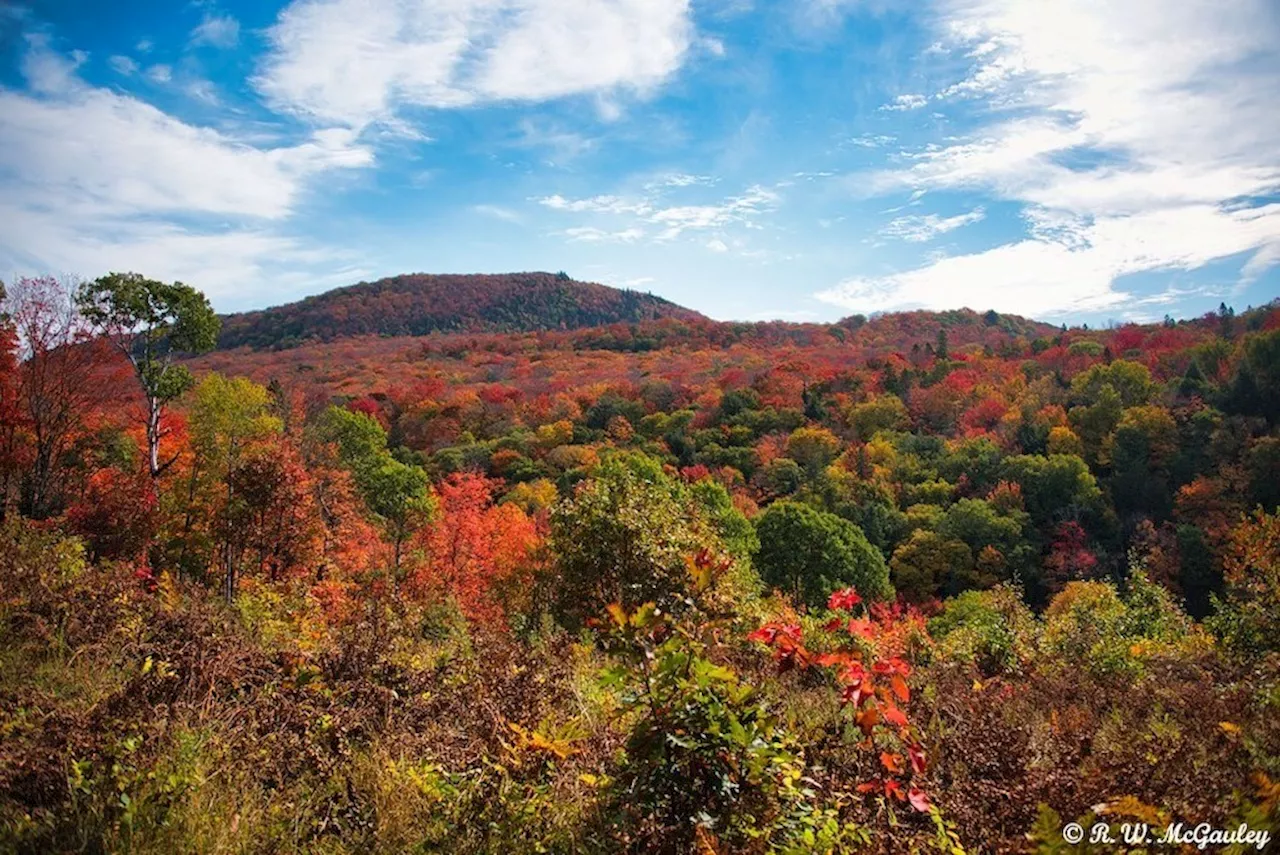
1, 0, 1278, 324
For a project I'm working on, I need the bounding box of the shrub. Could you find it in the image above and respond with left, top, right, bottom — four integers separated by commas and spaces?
597, 601, 849, 852
755, 501, 892, 608
549, 453, 715, 626
929, 585, 1039, 675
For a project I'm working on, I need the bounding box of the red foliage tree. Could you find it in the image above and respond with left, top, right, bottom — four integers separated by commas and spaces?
347, 396, 389, 430
1043, 521, 1098, 592
4, 276, 117, 518
230, 441, 322, 581
0, 301, 25, 520
960, 396, 1008, 437
412, 473, 541, 624
67, 467, 158, 562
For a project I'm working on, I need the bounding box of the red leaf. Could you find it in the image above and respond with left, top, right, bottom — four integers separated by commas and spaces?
847, 618, 876, 639
828, 588, 862, 611
879, 752, 904, 773
908, 787, 931, 813
839, 662, 868, 684
815, 652, 850, 668
842, 679, 874, 709
890, 674, 910, 703
882, 703, 908, 728
908, 744, 927, 775
855, 704, 880, 734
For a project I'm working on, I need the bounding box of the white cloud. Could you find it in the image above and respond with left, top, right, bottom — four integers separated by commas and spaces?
0, 202, 365, 306
1240, 240, 1280, 286
146, 64, 172, 83
706, 238, 728, 252
513, 118, 597, 162
564, 226, 646, 243
256, 0, 694, 128
184, 80, 220, 104
648, 185, 778, 239
847, 133, 895, 148
819, 204, 1280, 317
0, 84, 371, 220
190, 13, 240, 49
0, 41, 374, 306
537, 194, 650, 215
21, 36, 85, 94
657, 173, 714, 188
473, 204, 523, 223
108, 55, 138, 76
538, 184, 778, 243
833, 0, 1280, 316
880, 93, 926, 111
881, 207, 984, 242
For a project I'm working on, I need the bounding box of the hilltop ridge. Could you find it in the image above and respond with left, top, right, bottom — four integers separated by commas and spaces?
216, 272, 707, 350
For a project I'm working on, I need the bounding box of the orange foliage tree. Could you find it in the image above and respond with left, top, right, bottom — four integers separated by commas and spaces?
412, 472, 542, 623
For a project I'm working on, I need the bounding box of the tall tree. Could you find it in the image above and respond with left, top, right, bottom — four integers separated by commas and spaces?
316, 406, 434, 576
415, 472, 540, 623
229, 441, 321, 582
77, 272, 220, 478
0, 283, 24, 521
3, 276, 104, 518
550, 453, 709, 625
188, 374, 282, 601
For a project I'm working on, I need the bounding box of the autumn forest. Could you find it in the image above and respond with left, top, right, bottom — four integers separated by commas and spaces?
2, 271, 1279, 854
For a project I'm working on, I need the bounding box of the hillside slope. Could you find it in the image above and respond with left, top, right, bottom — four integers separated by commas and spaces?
216, 272, 706, 350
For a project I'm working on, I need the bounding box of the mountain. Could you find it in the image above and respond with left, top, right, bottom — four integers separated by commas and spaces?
216, 272, 707, 350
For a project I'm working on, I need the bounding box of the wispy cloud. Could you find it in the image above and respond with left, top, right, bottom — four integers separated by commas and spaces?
190, 13, 240, 49
21, 35, 85, 93
847, 133, 895, 149
881, 208, 985, 242
512, 118, 597, 163
656, 173, 716, 188
564, 226, 646, 243
821, 204, 1280, 317
473, 204, 523, 224
108, 55, 138, 76
537, 183, 779, 243
880, 93, 926, 111
824, 0, 1280, 315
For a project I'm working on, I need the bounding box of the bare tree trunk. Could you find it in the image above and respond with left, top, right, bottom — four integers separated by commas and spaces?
147, 396, 162, 478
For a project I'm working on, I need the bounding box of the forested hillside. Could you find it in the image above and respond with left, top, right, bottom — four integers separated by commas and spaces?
216, 272, 706, 350
2, 273, 1279, 854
